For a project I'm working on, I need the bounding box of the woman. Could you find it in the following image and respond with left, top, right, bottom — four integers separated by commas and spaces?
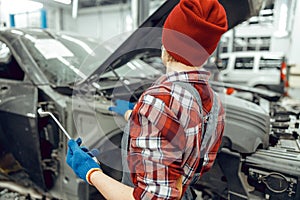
66, 0, 227, 199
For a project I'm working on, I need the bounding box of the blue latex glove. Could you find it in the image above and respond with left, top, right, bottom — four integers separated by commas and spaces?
108, 99, 135, 116
66, 138, 100, 182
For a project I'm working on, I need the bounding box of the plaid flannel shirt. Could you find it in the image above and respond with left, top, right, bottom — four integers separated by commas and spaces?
128, 70, 225, 200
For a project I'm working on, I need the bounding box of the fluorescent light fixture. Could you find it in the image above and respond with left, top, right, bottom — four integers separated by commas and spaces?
54, 0, 72, 5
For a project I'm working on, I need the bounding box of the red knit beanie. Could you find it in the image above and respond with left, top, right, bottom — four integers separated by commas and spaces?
162, 0, 228, 66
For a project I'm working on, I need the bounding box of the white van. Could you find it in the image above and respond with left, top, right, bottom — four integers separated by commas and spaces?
218, 51, 287, 94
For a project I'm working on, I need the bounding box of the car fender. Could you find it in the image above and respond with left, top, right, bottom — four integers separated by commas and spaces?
248, 76, 280, 88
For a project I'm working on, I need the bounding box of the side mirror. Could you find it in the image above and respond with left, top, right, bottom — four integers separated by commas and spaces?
0, 42, 12, 65
217, 64, 226, 70
216, 58, 228, 70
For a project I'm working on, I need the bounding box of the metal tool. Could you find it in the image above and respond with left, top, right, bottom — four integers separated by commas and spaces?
37, 108, 100, 165
37, 108, 72, 140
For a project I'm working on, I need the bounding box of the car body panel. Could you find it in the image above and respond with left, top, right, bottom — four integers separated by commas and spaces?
219, 51, 284, 93
0, 79, 46, 189
221, 95, 269, 153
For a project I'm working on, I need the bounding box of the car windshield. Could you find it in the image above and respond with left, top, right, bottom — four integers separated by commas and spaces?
20, 32, 161, 86
100, 59, 162, 79
21, 33, 113, 86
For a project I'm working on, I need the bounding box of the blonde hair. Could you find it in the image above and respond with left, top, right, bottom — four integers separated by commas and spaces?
161, 45, 177, 63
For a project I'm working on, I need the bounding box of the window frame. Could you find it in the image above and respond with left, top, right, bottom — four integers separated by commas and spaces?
0, 40, 25, 81
234, 56, 255, 70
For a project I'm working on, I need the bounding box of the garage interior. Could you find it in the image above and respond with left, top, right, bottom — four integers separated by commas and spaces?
1, 0, 299, 95
0, 0, 300, 200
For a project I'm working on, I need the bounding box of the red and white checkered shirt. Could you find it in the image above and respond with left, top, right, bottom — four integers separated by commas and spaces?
128, 70, 225, 200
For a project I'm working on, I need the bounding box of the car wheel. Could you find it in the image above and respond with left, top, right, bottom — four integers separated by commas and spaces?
254, 85, 269, 91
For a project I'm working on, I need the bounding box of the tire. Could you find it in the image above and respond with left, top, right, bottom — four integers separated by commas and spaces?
254, 85, 269, 91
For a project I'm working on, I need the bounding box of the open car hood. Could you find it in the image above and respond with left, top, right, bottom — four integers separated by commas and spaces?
210, 81, 282, 102
80, 0, 264, 85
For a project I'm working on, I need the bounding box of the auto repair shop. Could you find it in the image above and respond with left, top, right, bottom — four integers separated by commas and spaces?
0, 0, 300, 199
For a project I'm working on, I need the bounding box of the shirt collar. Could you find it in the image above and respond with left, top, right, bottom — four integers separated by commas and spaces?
154, 70, 211, 85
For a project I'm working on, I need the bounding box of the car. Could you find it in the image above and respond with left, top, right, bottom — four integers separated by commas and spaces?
0, 28, 162, 199
1, 0, 299, 200
218, 51, 288, 94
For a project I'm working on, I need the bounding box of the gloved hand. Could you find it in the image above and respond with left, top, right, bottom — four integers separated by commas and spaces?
108, 99, 135, 116
66, 138, 100, 183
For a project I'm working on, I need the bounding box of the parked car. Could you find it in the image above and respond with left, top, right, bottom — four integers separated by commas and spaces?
1, 1, 299, 200
218, 51, 288, 94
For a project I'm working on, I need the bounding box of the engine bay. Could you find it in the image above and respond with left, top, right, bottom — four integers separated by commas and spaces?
196, 97, 300, 200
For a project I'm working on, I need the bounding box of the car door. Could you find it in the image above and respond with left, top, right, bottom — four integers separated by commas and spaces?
256, 55, 281, 85
218, 56, 231, 82
222, 56, 256, 85
0, 40, 46, 189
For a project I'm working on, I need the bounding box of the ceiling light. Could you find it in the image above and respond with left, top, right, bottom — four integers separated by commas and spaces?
54, 0, 72, 5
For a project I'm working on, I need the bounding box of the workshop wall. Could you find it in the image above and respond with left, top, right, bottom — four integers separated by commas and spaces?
0, 0, 44, 28
75, 4, 131, 40
220, 0, 300, 87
